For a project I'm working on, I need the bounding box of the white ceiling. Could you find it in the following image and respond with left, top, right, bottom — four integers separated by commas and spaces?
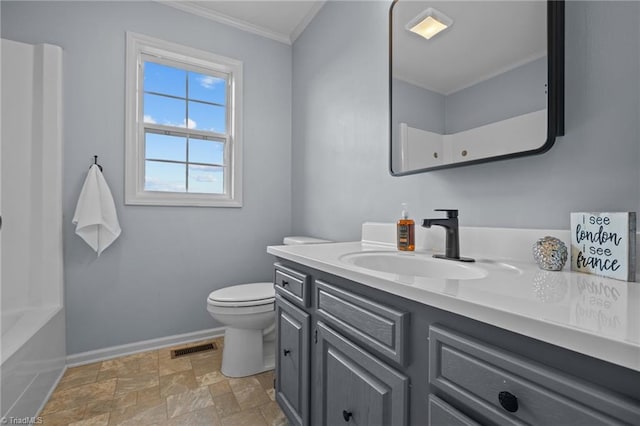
392, 1, 547, 95
163, 0, 325, 44
162, 1, 546, 94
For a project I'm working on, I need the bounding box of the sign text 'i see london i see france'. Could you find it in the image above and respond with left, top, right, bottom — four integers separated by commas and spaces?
570, 212, 636, 282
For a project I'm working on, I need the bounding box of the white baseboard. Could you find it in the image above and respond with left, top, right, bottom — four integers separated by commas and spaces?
66, 327, 226, 367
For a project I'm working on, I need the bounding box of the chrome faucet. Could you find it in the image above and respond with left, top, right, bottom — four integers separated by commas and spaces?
422, 209, 474, 263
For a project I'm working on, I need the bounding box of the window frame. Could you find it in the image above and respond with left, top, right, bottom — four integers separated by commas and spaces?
125, 32, 243, 207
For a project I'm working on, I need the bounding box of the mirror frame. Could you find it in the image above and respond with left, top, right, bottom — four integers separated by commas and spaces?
389, 0, 564, 175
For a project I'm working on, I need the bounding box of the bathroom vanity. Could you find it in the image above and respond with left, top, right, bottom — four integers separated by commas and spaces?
268, 224, 640, 426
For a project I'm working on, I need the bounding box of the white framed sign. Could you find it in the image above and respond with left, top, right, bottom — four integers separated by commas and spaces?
570, 212, 636, 282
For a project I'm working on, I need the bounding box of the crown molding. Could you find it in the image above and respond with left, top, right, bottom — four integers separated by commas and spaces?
159, 1, 289, 44
159, 1, 325, 45
290, 1, 325, 43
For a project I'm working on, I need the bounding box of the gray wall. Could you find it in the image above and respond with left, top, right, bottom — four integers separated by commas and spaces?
2, 1, 293, 355
292, 1, 640, 240
392, 57, 546, 136
445, 57, 547, 133
392, 78, 445, 134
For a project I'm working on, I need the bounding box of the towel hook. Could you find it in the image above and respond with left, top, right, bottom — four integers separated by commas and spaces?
92, 155, 103, 172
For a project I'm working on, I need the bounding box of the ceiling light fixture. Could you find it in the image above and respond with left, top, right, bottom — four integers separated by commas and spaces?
406, 7, 453, 40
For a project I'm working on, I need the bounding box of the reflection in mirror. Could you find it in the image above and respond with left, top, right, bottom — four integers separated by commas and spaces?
390, 0, 564, 174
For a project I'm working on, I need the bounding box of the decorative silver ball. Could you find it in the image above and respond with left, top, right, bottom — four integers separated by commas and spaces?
532, 236, 567, 271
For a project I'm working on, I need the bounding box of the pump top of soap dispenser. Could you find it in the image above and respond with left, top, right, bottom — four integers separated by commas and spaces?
401, 203, 409, 219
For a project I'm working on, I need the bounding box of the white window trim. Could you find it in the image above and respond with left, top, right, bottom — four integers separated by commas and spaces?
125, 32, 243, 207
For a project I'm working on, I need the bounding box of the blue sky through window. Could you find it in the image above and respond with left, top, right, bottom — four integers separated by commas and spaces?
190, 139, 224, 165
142, 60, 228, 194
188, 71, 226, 104
144, 62, 185, 97
145, 161, 186, 192
145, 133, 186, 162
188, 165, 224, 194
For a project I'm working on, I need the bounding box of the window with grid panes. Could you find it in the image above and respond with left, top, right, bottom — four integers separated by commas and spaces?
125, 33, 242, 207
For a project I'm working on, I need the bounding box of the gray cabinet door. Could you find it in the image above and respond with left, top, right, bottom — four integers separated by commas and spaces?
317, 321, 408, 426
275, 293, 310, 426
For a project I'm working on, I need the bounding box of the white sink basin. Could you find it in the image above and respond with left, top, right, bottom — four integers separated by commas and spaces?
339, 251, 488, 280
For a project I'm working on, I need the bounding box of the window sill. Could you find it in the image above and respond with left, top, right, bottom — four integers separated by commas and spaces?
125, 191, 242, 207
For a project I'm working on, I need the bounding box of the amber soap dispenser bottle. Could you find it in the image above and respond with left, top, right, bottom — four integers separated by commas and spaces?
397, 203, 415, 251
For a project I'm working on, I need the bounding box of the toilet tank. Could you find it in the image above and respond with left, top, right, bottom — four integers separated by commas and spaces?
283, 236, 331, 245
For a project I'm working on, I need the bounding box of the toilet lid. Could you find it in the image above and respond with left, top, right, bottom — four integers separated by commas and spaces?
208, 282, 275, 307
283, 236, 331, 245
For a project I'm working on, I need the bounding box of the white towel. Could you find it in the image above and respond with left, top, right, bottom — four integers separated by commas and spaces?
72, 164, 121, 255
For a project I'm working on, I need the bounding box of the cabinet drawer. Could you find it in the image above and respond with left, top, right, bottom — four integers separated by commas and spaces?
429, 326, 640, 425
315, 280, 409, 366
274, 263, 310, 307
428, 394, 480, 426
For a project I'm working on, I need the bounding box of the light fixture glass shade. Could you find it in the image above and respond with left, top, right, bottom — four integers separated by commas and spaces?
406, 7, 453, 40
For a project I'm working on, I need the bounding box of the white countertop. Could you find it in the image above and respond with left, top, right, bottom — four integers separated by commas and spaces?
267, 223, 640, 372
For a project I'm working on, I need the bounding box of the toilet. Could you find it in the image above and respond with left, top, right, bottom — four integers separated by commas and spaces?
207, 236, 329, 378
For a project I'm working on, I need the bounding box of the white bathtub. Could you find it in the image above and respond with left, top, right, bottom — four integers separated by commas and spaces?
2, 308, 62, 364
1, 38, 65, 420
1, 308, 66, 420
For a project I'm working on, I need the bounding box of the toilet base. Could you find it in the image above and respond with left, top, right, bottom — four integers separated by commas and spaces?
221, 327, 275, 378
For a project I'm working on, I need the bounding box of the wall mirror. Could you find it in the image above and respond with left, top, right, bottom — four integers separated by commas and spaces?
390, 0, 564, 175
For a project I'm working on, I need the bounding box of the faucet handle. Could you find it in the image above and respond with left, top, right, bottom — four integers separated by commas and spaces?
434, 209, 458, 219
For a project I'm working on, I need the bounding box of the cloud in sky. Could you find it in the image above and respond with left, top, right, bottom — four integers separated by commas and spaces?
144, 114, 197, 129
189, 165, 221, 183
145, 177, 185, 193
199, 75, 223, 89
183, 118, 197, 129
161, 118, 197, 129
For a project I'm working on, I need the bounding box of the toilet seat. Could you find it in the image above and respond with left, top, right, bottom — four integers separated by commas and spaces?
205, 236, 330, 377
208, 282, 274, 308
207, 302, 274, 316
208, 298, 274, 308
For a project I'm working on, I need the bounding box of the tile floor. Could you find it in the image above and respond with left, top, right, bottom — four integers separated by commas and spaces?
39, 337, 288, 426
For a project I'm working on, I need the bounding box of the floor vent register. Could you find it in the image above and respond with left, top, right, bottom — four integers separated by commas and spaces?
171, 342, 217, 358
